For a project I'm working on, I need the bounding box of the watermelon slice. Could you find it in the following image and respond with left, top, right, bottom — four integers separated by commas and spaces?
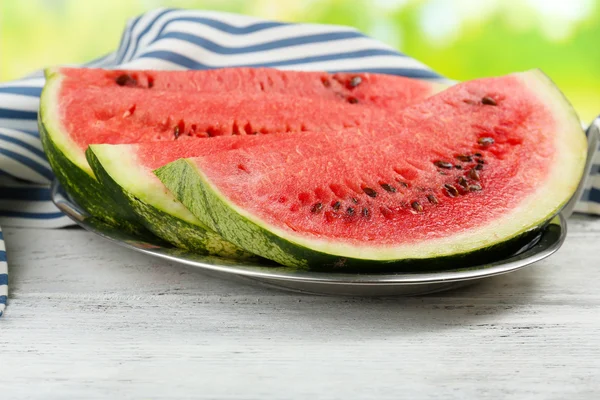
87, 133, 287, 254
156, 70, 587, 269
40, 67, 441, 237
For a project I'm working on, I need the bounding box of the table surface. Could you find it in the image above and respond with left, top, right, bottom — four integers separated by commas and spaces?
1, 216, 599, 399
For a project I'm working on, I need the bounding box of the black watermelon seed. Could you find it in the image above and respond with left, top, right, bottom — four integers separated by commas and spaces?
469, 184, 482, 191
456, 154, 473, 162
458, 176, 469, 188
475, 163, 484, 171
347, 96, 359, 104
349, 76, 363, 88
311, 203, 323, 214
322, 78, 331, 88
351, 197, 359, 204
482, 96, 497, 106
478, 137, 495, 146
363, 187, 377, 198
115, 74, 136, 87
115, 74, 129, 86
396, 180, 409, 188
444, 184, 459, 197
427, 194, 438, 204
474, 152, 482, 157
454, 165, 462, 170
173, 126, 180, 139
434, 160, 453, 169
411, 201, 423, 212
469, 169, 480, 181
439, 171, 448, 175
346, 207, 355, 216
380, 183, 396, 193
332, 201, 341, 210
361, 207, 370, 218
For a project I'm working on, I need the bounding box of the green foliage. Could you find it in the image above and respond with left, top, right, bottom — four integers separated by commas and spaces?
2, 0, 598, 121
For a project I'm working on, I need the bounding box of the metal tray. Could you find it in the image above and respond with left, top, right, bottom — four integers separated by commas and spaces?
51, 180, 566, 296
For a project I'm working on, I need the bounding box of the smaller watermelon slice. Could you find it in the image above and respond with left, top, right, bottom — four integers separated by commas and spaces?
156, 70, 587, 270
40, 67, 441, 235
87, 134, 289, 256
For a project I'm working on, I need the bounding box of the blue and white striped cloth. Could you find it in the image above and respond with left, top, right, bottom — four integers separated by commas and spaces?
0, 8, 598, 316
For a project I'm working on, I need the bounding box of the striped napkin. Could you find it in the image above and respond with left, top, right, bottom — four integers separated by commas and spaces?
0, 8, 598, 316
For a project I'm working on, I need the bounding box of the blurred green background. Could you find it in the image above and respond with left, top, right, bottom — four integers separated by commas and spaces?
2, 0, 599, 122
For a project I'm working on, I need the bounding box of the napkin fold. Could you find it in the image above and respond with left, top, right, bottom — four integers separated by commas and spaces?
0, 8, 598, 316
0, 228, 6, 317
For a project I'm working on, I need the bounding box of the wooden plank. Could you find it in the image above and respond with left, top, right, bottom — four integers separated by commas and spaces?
1, 217, 599, 399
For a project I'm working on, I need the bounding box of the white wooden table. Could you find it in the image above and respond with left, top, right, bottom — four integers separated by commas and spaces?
1, 216, 599, 399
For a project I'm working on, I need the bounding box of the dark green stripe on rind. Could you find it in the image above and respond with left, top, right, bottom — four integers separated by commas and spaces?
38, 75, 151, 237
86, 147, 255, 259
156, 159, 543, 272
38, 115, 151, 237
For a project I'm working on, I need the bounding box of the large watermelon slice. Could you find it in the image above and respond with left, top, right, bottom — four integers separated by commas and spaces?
40, 67, 441, 237
156, 70, 587, 270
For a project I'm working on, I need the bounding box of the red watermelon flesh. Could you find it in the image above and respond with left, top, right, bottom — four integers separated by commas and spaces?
59, 87, 403, 150
112, 132, 293, 171
112, 124, 402, 182
180, 70, 585, 249
57, 67, 440, 109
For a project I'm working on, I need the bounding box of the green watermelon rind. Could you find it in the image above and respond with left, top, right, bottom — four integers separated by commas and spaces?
39, 70, 150, 236
156, 159, 313, 268
85, 145, 255, 259
155, 69, 587, 270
